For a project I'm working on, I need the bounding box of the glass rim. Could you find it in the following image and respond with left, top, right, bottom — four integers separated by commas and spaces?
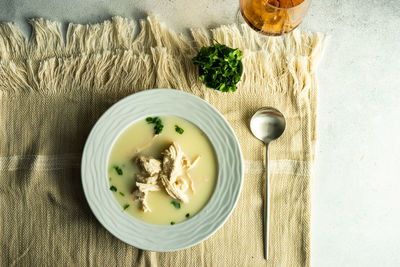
262, 0, 309, 10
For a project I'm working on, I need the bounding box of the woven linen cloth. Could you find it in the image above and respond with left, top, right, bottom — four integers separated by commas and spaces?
0, 16, 326, 266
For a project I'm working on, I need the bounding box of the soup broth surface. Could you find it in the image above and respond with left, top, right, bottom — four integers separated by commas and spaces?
108, 116, 218, 225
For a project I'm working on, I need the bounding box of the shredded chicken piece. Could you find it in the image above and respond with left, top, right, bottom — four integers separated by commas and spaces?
182, 155, 201, 170
133, 190, 150, 212
133, 156, 162, 212
189, 155, 201, 170
182, 156, 190, 168
159, 142, 189, 203
161, 177, 189, 203
133, 142, 202, 211
136, 174, 158, 185
136, 182, 160, 192
136, 156, 162, 176
185, 169, 196, 193
162, 142, 184, 182
133, 182, 160, 212
181, 155, 200, 193
174, 176, 189, 192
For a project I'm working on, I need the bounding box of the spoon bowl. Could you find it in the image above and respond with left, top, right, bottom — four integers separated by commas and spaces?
250, 107, 286, 260
250, 107, 286, 143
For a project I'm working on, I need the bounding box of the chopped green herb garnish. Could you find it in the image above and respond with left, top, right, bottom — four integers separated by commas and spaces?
171, 200, 181, 209
146, 117, 164, 135
109, 177, 112, 181
113, 165, 123, 175
123, 204, 130, 210
170, 221, 175, 225
119, 192, 125, 196
175, 125, 184, 134
192, 42, 243, 92
110, 185, 117, 192
185, 213, 190, 218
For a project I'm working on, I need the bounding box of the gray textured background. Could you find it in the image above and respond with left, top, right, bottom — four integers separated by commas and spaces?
1, 0, 400, 266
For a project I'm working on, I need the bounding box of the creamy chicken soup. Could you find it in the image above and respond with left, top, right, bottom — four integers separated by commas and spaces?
108, 116, 218, 225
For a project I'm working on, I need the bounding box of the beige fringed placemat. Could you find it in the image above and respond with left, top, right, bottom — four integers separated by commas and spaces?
0, 16, 326, 266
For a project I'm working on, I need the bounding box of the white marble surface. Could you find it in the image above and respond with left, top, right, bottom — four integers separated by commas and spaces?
1, 0, 400, 266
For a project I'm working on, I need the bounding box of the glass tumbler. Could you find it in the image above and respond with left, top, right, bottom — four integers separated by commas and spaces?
240, 0, 311, 36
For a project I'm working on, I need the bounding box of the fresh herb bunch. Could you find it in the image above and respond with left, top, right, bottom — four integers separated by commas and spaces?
192, 43, 243, 92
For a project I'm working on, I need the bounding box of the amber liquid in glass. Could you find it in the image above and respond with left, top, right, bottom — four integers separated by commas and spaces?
240, 0, 310, 36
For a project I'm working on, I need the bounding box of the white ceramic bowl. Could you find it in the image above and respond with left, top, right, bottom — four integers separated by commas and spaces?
81, 88, 243, 251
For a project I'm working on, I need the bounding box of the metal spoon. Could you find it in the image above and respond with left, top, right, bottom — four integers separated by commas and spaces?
250, 107, 286, 260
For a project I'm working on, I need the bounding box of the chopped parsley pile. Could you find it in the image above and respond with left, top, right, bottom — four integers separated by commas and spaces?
192, 43, 243, 92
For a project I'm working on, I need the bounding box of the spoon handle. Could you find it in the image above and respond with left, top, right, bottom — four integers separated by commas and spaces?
265, 143, 270, 260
